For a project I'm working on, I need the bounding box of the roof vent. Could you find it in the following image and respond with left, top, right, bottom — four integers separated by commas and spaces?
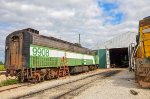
24, 28, 39, 34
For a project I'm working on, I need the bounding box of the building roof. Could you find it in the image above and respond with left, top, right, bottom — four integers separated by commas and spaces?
98, 32, 137, 49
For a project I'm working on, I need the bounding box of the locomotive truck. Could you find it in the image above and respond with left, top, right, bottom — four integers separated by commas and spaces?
5, 28, 98, 82
135, 16, 150, 87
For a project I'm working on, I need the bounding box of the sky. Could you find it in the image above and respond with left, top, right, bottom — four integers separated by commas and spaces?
0, 0, 150, 61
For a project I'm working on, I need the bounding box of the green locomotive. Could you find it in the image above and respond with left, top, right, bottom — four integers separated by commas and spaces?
5, 28, 98, 82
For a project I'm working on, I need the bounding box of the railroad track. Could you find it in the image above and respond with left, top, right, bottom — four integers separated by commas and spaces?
0, 71, 96, 93
0, 83, 32, 93
0, 71, 94, 93
0, 71, 33, 93
0, 71, 6, 75
20, 70, 121, 99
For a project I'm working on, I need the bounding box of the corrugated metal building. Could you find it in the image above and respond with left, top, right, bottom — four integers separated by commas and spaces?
97, 32, 137, 68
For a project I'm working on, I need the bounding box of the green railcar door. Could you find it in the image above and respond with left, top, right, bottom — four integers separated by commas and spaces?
98, 49, 106, 68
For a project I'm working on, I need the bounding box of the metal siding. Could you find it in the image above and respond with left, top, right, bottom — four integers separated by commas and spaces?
99, 49, 106, 68
32, 34, 92, 55
98, 32, 137, 49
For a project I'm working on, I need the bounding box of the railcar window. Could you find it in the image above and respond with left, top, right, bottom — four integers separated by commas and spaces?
11, 36, 19, 42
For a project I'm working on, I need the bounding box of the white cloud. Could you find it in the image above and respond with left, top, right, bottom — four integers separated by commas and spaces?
49, 10, 75, 19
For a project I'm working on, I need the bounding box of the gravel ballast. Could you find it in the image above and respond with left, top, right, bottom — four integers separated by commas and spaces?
73, 69, 150, 99
0, 69, 110, 99
1, 69, 149, 99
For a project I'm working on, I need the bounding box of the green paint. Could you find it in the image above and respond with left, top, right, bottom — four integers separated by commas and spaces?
98, 49, 106, 68
30, 56, 93, 68
32, 47, 49, 57
30, 44, 90, 56
94, 50, 99, 64
29, 44, 95, 68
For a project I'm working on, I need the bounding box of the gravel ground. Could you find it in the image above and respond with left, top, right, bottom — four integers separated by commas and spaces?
1, 68, 149, 99
22, 70, 120, 99
0, 75, 7, 82
0, 69, 110, 99
0, 71, 16, 83
74, 69, 150, 99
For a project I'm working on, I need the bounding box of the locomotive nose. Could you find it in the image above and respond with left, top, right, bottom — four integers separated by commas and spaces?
5, 33, 23, 77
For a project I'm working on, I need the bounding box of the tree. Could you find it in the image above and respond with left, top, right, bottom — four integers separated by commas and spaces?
0, 61, 3, 65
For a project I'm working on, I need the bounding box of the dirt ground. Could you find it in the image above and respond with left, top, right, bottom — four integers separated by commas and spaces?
73, 69, 150, 99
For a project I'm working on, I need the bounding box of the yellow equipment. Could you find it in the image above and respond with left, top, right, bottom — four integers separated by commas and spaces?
135, 16, 150, 87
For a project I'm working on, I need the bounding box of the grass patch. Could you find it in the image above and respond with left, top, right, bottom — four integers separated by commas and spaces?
0, 79, 19, 87
0, 65, 5, 71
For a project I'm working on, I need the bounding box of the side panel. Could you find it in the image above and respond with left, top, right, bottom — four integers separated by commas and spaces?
137, 20, 150, 58
32, 35, 92, 54
98, 49, 106, 68
29, 44, 95, 68
142, 27, 150, 57
94, 50, 99, 64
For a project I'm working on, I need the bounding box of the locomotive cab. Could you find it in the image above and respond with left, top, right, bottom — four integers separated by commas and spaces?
5, 28, 38, 77
5, 32, 23, 76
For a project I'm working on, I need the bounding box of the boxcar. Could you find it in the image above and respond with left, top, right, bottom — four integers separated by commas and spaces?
5, 28, 98, 82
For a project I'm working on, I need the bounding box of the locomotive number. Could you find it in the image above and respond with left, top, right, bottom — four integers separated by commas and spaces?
32, 47, 49, 57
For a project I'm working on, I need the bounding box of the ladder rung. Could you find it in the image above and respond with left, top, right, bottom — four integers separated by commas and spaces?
58, 56, 70, 78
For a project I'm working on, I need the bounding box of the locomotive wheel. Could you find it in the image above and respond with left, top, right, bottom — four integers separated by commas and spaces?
32, 72, 41, 83
45, 71, 52, 80
17, 72, 24, 82
32, 75, 39, 83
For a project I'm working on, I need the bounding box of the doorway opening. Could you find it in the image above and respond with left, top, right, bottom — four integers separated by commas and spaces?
109, 48, 128, 68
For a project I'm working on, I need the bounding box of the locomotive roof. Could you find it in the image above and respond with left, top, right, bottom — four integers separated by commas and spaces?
39, 35, 90, 50
139, 16, 150, 27
13, 28, 91, 51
